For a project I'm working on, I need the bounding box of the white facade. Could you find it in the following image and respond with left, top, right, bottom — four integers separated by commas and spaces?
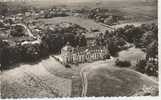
61, 43, 109, 64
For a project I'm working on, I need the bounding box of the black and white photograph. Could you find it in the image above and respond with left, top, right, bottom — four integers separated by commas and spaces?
0, 0, 159, 98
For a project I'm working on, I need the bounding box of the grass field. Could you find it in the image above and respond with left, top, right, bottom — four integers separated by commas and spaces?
80, 60, 158, 97
118, 47, 146, 66
42, 56, 83, 97
112, 20, 157, 28
74, 0, 157, 21
77, 47, 158, 97
39, 16, 112, 32
1, 57, 72, 98
1, 47, 158, 97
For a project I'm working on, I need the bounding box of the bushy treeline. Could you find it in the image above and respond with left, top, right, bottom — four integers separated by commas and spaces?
95, 23, 158, 76
88, 8, 125, 25
44, 8, 69, 18
115, 59, 131, 68
0, 41, 46, 70
104, 23, 157, 57
135, 59, 158, 77
95, 30, 127, 57
103, 23, 158, 76
0, 23, 88, 70
114, 23, 158, 58
0, 2, 8, 16
40, 23, 87, 52
0, 2, 29, 16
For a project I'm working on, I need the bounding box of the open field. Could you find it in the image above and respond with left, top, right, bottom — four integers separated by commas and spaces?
76, 47, 158, 96
1, 57, 72, 98
41, 56, 82, 97
85, 63, 158, 97
72, 0, 157, 22
1, 47, 158, 98
118, 47, 146, 66
33, 0, 157, 22
39, 16, 113, 32
112, 20, 157, 28
39, 16, 157, 33
1, 56, 83, 98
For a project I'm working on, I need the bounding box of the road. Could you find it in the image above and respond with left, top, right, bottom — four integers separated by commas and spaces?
111, 20, 157, 29
79, 57, 116, 97
16, 23, 36, 38
80, 69, 88, 97
15, 23, 42, 45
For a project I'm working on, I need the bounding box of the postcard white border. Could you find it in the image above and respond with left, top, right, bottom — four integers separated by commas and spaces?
1, 0, 161, 100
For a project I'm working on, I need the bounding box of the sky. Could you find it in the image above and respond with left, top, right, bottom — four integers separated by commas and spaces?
0, 0, 142, 3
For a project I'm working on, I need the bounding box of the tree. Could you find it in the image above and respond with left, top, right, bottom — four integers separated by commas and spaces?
141, 31, 155, 47
39, 41, 50, 57
77, 33, 87, 47
146, 40, 158, 61
145, 62, 158, 76
64, 33, 77, 47
10, 25, 25, 37
135, 59, 147, 73
42, 28, 64, 53
0, 3, 8, 16
115, 59, 131, 68
21, 44, 41, 62
0, 40, 10, 69
96, 33, 105, 46
123, 25, 144, 43
135, 59, 158, 77
107, 37, 120, 57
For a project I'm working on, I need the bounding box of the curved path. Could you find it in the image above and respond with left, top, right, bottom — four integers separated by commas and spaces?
79, 60, 158, 97
15, 23, 36, 38
14, 23, 42, 45
80, 69, 88, 97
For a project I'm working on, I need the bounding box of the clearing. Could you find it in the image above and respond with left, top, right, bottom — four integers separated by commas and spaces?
39, 16, 113, 32
83, 62, 158, 97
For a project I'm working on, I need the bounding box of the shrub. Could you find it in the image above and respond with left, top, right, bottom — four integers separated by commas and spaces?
21, 44, 41, 62
145, 62, 158, 77
115, 59, 131, 68
135, 59, 158, 77
65, 64, 71, 68
103, 54, 110, 59
1, 46, 23, 70
10, 25, 25, 37
135, 59, 147, 73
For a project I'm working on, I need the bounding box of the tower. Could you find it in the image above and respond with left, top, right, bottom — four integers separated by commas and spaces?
61, 42, 73, 64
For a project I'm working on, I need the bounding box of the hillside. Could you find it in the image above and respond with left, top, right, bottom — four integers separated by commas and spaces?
1, 56, 158, 98
81, 61, 158, 97
1, 57, 72, 98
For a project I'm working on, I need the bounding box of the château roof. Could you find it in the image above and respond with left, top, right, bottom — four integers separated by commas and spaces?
72, 45, 105, 54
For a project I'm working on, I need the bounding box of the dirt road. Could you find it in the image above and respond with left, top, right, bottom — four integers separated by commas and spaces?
80, 69, 88, 97
16, 23, 36, 38
78, 54, 158, 97
112, 20, 157, 28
